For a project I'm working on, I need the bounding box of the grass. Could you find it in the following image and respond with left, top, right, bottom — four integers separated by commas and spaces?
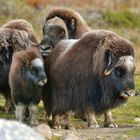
104, 10, 140, 28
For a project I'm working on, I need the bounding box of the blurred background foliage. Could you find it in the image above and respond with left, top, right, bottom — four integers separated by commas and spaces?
0, 0, 140, 80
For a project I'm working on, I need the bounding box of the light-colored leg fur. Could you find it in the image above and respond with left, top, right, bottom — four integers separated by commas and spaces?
61, 113, 75, 130
53, 114, 61, 129
28, 104, 39, 126
104, 110, 118, 128
87, 111, 99, 128
15, 103, 26, 122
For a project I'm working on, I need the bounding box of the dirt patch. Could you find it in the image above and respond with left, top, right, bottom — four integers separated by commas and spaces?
52, 126, 139, 140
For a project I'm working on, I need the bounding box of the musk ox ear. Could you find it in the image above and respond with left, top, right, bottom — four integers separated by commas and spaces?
104, 49, 115, 76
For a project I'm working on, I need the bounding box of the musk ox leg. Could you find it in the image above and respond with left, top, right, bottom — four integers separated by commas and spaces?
42, 93, 52, 121
53, 114, 62, 129
28, 104, 39, 126
47, 114, 52, 121
4, 92, 14, 113
87, 111, 99, 128
104, 110, 118, 128
15, 103, 26, 122
61, 113, 75, 130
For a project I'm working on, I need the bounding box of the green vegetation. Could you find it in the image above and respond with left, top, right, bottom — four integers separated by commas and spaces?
104, 10, 140, 28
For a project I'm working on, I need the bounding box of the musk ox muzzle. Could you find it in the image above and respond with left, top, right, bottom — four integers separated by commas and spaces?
38, 78, 47, 87
39, 44, 52, 57
120, 90, 135, 99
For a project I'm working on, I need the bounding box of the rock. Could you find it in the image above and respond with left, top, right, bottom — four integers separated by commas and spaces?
64, 132, 79, 140
135, 118, 140, 123
34, 124, 52, 140
0, 119, 45, 140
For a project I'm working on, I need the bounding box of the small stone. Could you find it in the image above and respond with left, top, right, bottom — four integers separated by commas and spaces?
135, 118, 140, 123
34, 124, 52, 140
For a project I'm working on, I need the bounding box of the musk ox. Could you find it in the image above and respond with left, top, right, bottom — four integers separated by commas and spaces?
43, 30, 135, 129
9, 47, 47, 125
45, 7, 91, 39
40, 16, 69, 56
0, 26, 37, 113
2, 19, 38, 43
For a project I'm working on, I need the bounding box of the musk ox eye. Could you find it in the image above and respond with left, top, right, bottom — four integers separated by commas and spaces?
31, 67, 38, 75
114, 67, 126, 78
59, 30, 65, 37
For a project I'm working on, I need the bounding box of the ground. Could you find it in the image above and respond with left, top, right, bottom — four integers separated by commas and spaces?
0, 96, 140, 140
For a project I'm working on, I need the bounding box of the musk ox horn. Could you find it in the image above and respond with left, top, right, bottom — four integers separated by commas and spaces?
104, 69, 112, 76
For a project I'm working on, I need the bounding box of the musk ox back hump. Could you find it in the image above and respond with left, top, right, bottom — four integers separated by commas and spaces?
2, 19, 38, 44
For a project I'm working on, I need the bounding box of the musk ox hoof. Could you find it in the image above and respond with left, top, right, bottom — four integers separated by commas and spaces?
53, 125, 62, 129
88, 123, 99, 129
46, 114, 52, 121
65, 124, 75, 130
104, 122, 118, 128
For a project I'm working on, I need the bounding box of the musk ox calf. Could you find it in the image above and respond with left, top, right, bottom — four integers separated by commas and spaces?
45, 7, 91, 39
43, 30, 135, 129
9, 47, 47, 125
40, 16, 68, 56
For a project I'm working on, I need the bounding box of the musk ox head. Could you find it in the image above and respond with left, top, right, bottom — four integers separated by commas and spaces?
40, 16, 68, 56
11, 48, 47, 87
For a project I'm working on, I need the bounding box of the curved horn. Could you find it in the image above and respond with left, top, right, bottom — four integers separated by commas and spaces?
104, 69, 112, 76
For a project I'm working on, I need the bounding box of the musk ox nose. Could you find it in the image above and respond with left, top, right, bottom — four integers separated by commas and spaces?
120, 90, 135, 99
40, 45, 46, 50
38, 78, 47, 86
39, 45, 51, 56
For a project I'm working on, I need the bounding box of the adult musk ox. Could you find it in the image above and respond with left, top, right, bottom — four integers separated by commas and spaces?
9, 47, 47, 125
0, 26, 37, 113
40, 16, 68, 56
45, 7, 91, 39
43, 30, 135, 129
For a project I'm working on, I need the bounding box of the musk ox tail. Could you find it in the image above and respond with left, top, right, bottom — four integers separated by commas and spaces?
45, 7, 91, 39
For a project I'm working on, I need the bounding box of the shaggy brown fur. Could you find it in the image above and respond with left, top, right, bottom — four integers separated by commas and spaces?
2, 19, 38, 43
0, 28, 35, 51
43, 30, 135, 129
45, 7, 91, 39
9, 47, 47, 125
